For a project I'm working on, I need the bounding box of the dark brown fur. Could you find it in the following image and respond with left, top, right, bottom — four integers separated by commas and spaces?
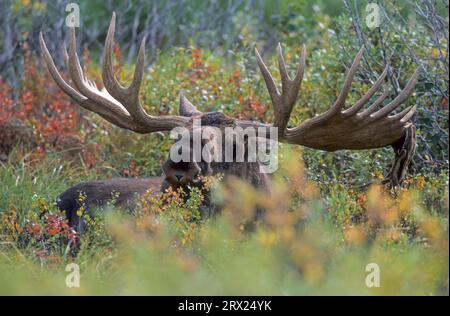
57, 112, 270, 232
57, 177, 163, 232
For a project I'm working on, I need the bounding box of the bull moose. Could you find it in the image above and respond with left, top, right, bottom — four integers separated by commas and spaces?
39, 13, 420, 232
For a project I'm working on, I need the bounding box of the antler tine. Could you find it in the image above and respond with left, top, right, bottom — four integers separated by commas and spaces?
390, 105, 415, 121
64, 44, 94, 90
41, 13, 191, 134
40, 31, 142, 130
103, 14, 128, 98
255, 44, 306, 136
63, 45, 70, 71
102, 13, 150, 120
255, 47, 280, 102
342, 66, 388, 116
179, 90, 203, 117
328, 46, 365, 116
277, 43, 306, 86
275, 43, 306, 133
294, 44, 306, 83
370, 67, 421, 120
276, 46, 421, 152
396, 105, 417, 123
66, 27, 130, 118
249, 42, 420, 184
358, 88, 390, 119
39, 32, 86, 104
129, 36, 146, 98
277, 43, 291, 86
399, 105, 417, 123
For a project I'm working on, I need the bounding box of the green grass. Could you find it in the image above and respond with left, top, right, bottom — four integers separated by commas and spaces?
0, 146, 448, 295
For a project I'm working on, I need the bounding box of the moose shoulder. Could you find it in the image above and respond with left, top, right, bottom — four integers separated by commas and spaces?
40, 12, 420, 232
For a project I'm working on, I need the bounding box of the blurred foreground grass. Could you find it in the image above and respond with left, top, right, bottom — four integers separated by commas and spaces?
0, 147, 448, 295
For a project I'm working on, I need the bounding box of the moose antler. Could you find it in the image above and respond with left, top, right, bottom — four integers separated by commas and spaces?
254, 44, 420, 185
39, 12, 190, 133
255, 44, 420, 151
40, 12, 420, 186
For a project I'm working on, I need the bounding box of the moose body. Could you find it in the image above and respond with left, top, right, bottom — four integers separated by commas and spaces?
41, 13, 419, 233
57, 111, 272, 231
57, 177, 163, 231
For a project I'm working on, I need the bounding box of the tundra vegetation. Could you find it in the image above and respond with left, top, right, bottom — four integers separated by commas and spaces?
0, 0, 448, 295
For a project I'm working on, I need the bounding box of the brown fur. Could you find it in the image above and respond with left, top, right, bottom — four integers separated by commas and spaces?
57, 177, 163, 231
57, 112, 270, 232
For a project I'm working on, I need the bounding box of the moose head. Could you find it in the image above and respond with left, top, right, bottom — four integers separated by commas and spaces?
40, 13, 420, 229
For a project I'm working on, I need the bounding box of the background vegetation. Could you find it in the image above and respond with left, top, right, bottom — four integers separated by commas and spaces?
0, 0, 448, 295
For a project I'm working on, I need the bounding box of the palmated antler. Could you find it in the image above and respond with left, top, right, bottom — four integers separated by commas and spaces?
40, 12, 190, 133
254, 44, 421, 184
254, 43, 306, 138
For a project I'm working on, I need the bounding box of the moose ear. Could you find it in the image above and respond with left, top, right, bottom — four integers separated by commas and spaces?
179, 90, 203, 117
